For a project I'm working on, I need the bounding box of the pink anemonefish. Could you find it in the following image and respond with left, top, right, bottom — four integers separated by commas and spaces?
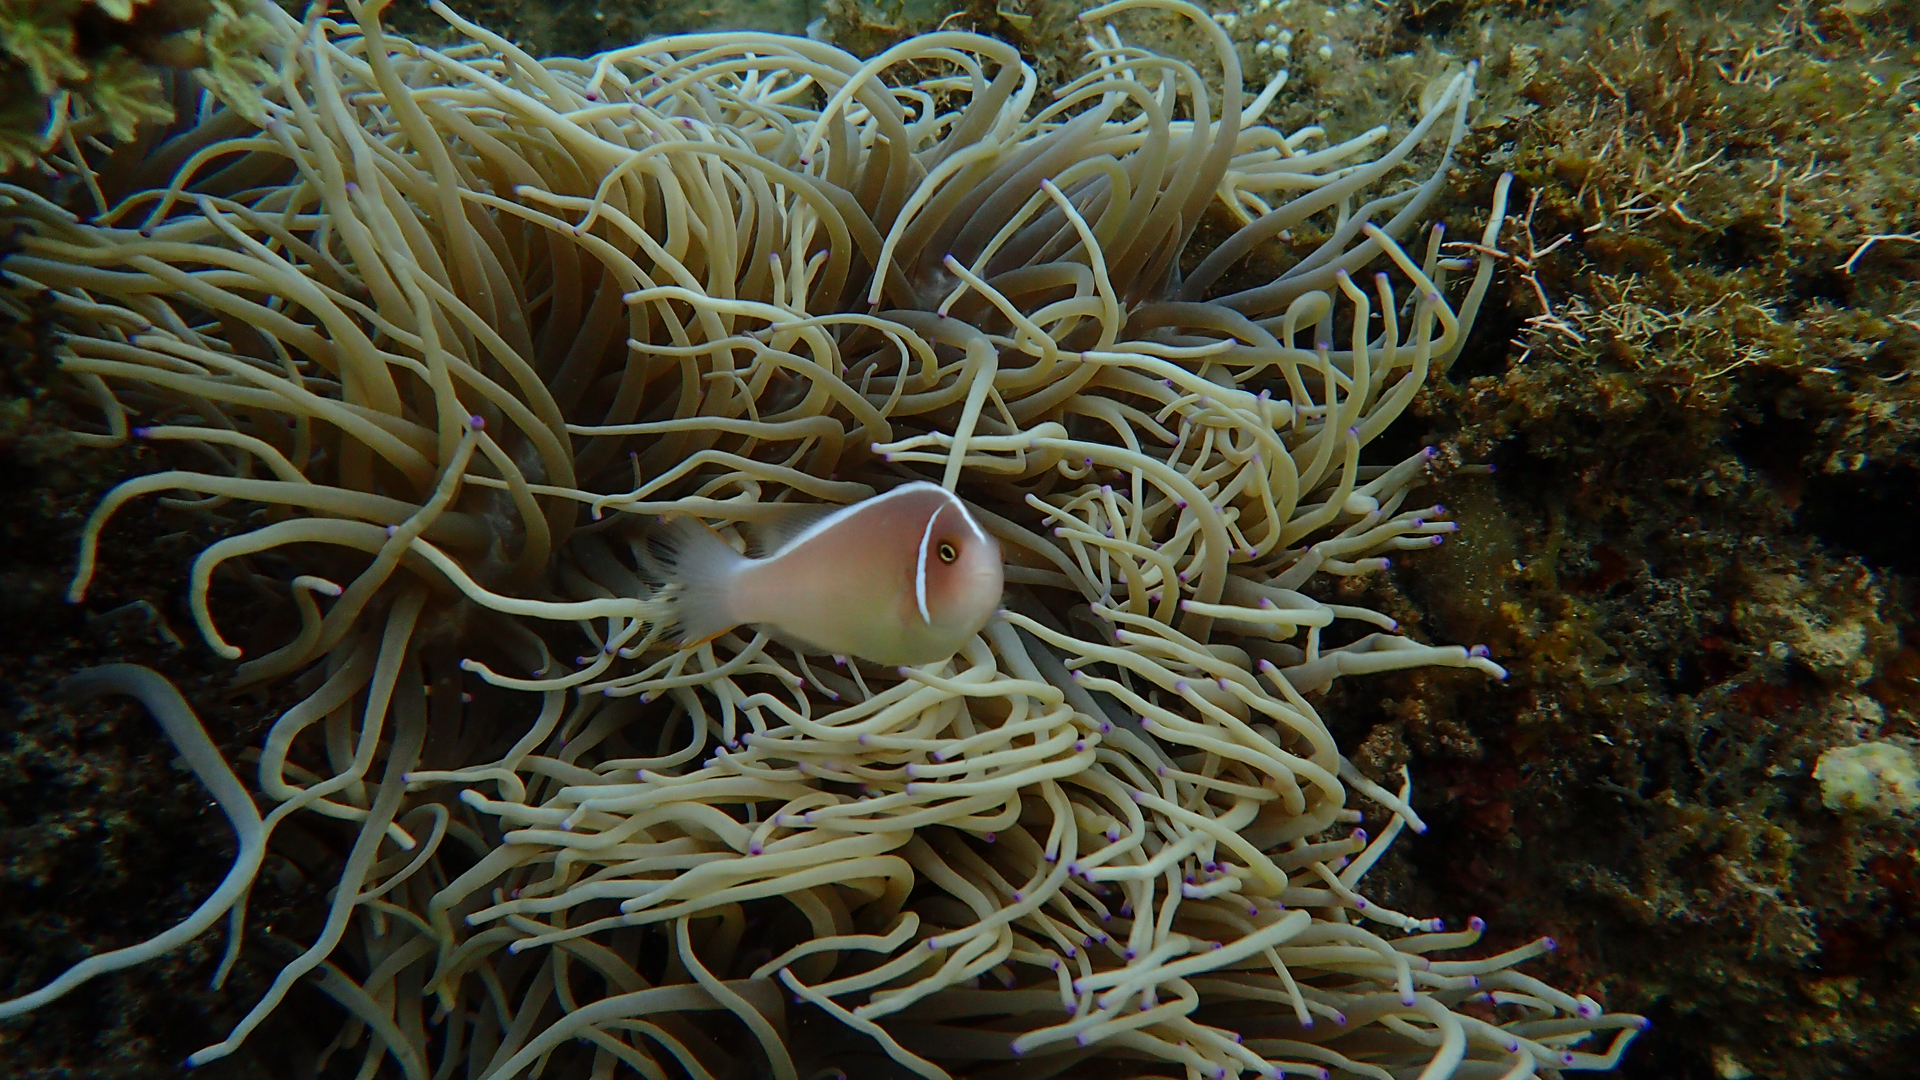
651, 482, 1005, 666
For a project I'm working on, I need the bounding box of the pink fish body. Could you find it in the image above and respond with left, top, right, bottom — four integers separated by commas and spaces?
656, 482, 1004, 666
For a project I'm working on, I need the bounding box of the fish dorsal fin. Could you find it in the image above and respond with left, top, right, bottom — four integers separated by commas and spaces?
752, 483, 966, 559
748, 502, 841, 557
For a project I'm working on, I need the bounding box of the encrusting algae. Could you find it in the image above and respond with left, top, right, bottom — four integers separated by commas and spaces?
32, 0, 1885, 1075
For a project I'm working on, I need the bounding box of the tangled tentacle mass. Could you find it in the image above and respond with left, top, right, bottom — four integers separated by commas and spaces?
1, 0, 1646, 1076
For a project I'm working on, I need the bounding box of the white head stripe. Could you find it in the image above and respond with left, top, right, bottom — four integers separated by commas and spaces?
924, 483, 991, 545
955, 500, 990, 544
914, 510, 938, 625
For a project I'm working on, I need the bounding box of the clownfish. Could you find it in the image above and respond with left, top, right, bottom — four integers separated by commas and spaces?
651, 482, 1004, 666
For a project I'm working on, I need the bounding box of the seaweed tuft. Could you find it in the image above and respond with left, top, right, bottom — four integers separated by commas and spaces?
0, 0, 274, 171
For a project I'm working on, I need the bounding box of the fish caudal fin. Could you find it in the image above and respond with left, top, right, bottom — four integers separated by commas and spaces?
647, 515, 750, 647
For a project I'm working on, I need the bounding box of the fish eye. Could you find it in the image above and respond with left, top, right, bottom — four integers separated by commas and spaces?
937, 541, 958, 564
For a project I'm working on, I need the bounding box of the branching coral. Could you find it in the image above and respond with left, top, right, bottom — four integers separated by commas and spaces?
0, 0, 1646, 1076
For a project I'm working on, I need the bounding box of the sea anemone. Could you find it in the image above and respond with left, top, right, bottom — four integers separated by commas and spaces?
0, 0, 1647, 1076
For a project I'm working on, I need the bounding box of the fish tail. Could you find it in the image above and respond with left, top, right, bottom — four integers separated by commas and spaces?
647, 516, 749, 646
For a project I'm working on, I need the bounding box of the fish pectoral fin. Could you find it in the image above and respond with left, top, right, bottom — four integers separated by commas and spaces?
679, 625, 737, 651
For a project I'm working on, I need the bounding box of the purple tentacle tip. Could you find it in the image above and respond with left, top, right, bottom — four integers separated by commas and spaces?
1562, 1052, 1578, 1066
1469, 644, 1491, 658
1430, 535, 1446, 546
749, 843, 762, 855
1578, 1002, 1599, 1018
468, 414, 487, 430
1469, 915, 1486, 931
1637, 1017, 1654, 1031
1543, 936, 1559, 950
1352, 829, 1368, 843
